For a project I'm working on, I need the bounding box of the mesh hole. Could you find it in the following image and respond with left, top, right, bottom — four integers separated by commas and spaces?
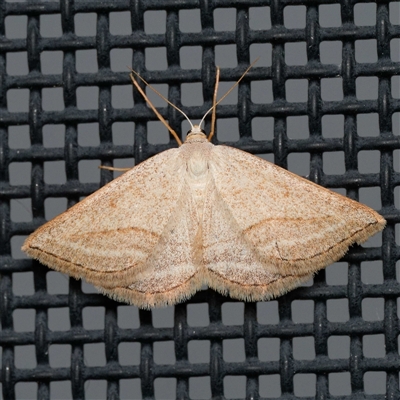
118, 342, 141, 366
294, 374, 316, 397
328, 336, 350, 359
224, 376, 246, 399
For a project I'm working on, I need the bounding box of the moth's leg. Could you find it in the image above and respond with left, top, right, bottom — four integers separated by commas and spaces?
99, 166, 131, 172
208, 66, 220, 142
130, 72, 183, 146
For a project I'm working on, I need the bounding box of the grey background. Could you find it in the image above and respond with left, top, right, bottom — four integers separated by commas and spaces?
3, 2, 400, 399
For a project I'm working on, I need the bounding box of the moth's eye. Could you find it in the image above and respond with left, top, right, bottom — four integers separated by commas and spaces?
200, 129, 206, 134
187, 130, 192, 135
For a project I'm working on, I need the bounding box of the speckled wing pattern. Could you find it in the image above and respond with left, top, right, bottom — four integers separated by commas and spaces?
203, 145, 386, 301
22, 135, 386, 308
22, 148, 187, 289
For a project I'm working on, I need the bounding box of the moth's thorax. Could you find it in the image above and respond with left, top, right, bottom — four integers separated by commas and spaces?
181, 133, 214, 219
181, 139, 213, 181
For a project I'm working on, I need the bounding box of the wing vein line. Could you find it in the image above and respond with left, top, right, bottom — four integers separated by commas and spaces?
274, 221, 379, 262
27, 246, 141, 273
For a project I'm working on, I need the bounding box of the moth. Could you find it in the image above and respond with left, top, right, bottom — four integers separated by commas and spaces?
22, 65, 386, 309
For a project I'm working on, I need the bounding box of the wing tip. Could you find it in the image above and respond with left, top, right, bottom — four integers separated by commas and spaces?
354, 216, 386, 246
276, 217, 386, 277
21, 245, 87, 282
21, 244, 150, 291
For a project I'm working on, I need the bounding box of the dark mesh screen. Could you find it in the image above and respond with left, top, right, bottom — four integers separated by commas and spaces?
1, 1, 399, 399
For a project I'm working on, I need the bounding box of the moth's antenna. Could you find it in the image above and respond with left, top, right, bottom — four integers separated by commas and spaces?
199, 58, 259, 132
130, 69, 194, 132
130, 73, 183, 146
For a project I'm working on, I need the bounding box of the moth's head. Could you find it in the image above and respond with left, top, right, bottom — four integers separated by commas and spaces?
185, 125, 207, 143
188, 124, 206, 135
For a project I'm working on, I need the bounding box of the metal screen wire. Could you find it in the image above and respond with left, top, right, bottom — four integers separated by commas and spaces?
1, 1, 399, 399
